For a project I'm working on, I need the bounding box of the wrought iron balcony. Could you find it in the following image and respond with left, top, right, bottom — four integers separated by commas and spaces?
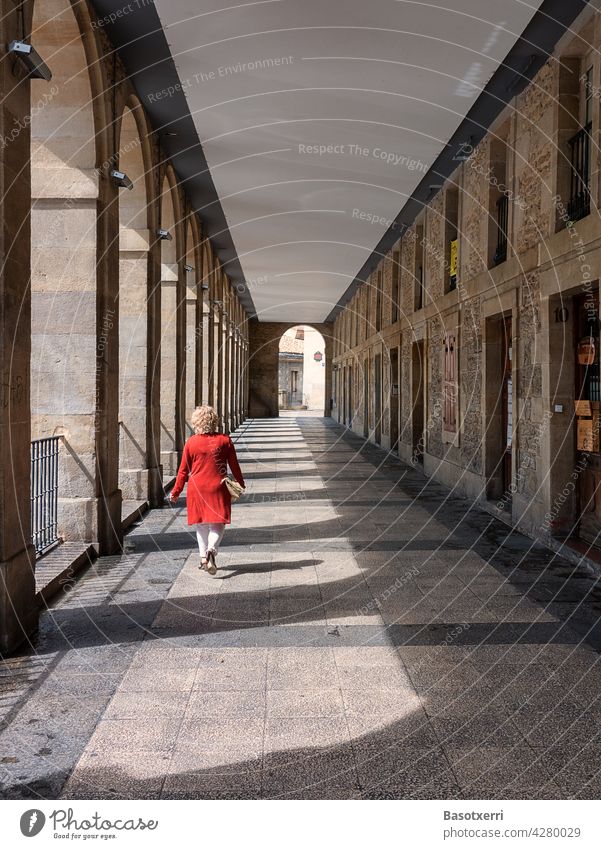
567, 122, 592, 223
493, 195, 509, 266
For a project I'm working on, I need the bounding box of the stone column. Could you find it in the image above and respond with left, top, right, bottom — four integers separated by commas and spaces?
236, 302, 243, 427
0, 17, 38, 651
202, 283, 210, 405
195, 239, 204, 406
146, 236, 163, 509
185, 277, 197, 434
323, 329, 333, 417
216, 272, 225, 425
243, 330, 250, 419
160, 260, 178, 478
233, 323, 240, 429
223, 287, 231, 434
207, 258, 216, 409
96, 173, 122, 549
119, 228, 151, 502
31, 174, 101, 545
175, 259, 187, 457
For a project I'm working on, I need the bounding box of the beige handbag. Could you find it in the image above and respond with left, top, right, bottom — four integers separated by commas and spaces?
222, 477, 245, 501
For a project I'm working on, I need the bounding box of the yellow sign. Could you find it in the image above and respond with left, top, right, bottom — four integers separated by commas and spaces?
449, 239, 458, 281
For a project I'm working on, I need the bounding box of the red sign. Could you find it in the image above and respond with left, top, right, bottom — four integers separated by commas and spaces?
314, 351, 323, 362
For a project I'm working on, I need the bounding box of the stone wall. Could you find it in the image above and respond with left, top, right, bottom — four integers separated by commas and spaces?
461, 140, 489, 282
332, 6, 601, 551
517, 271, 543, 499
460, 296, 483, 475
514, 61, 557, 254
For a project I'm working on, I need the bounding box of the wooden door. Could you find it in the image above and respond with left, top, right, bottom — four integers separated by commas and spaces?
390, 347, 399, 450
501, 316, 513, 495
374, 354, 382, 444
412, 341, 425, 462
575, 292, 601, 545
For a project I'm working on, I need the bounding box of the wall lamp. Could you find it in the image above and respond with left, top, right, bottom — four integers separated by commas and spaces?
110, 170, 133, 190
157, 228, 172, 241
8, 40, 52, 81
201, 283, 209, 290
184, 264, 194, 273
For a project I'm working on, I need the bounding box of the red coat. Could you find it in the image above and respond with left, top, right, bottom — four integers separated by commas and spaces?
171, 433, 245, 525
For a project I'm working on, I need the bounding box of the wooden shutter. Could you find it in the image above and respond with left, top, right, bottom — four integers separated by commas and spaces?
443, 331, 458, 435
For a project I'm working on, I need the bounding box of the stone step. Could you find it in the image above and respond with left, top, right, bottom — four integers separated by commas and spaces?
35, 541, 97, 605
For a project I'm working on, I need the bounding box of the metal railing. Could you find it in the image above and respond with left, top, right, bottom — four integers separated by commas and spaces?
31, 436, 60, 556
493, 195, 509, 266
567, 122, 592, 222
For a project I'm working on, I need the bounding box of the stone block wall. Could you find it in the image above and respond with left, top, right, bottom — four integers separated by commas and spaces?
332, 6, 601, 548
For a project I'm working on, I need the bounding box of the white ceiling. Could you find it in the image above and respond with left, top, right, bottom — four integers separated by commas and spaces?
156, 0, 543, 322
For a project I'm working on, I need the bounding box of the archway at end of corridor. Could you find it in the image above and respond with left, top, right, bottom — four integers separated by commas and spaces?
278, 326, 326, 414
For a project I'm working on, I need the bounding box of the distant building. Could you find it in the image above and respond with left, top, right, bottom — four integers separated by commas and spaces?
278, 328, 304, 408
278, 326, 326, 410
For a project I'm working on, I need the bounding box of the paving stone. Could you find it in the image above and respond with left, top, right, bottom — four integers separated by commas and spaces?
266, 688, 345, 718
3, 415, 601, 800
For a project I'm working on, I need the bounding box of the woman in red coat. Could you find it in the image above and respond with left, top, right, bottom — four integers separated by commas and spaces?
170, 405, 245, 574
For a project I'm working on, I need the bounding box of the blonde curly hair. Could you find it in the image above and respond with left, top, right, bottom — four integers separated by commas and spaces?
191, 405, 220, 434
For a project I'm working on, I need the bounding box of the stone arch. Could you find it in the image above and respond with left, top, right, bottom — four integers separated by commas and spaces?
248, 321, 333, 418
117, 100, 153, 512
278, 325, 327, 412
29, 0, 102, 547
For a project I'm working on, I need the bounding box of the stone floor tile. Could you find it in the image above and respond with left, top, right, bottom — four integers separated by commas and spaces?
85, 718, 180, 754
266, 688, 345, 718
264, 715, 350, 753
3, 415, 601, 800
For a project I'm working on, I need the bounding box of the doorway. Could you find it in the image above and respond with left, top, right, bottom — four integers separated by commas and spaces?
347, 364, 353, 426
363, 358, 369, 438
374, 353, 382, 445
412, 341, 425, 462
278, 325, 326, 412
390, 347, 399, 451
501, 316, 513, 495
574, 291, 601, 545
485, 313, 513, 505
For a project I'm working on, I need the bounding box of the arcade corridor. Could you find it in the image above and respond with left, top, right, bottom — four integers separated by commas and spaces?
1, 416, 601, 800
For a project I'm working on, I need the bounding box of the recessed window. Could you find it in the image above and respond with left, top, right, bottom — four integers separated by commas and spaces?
488, 133, 509, 268
375, 268, 383, 332
445, 187, 458, 292
414, 223, 424, 311
391, 250, 400, 324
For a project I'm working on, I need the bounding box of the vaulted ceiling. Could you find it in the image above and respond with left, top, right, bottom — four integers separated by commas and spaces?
95, 0, 589, 321
153, 0, 546, 321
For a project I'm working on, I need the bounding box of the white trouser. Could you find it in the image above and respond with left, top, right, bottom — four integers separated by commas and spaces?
195, 523, 225, 557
